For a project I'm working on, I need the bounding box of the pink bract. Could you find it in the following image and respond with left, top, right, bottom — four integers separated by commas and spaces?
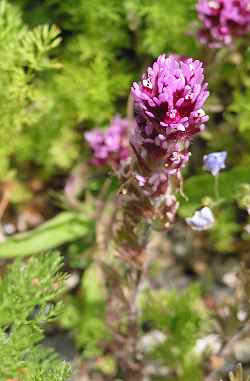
131, 54, 209, 141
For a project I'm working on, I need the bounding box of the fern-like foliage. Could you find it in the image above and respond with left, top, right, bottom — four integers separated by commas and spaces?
0, 252, 71, 381
0, 1, 65, 179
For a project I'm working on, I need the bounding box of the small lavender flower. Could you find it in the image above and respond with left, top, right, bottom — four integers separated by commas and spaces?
203, 151, 227, 176
85, 116, 135, 168
197, 0, 250, 48
186, 207, 215, 231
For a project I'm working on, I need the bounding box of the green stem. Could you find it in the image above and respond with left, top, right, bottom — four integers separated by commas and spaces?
214, 174, 220, 201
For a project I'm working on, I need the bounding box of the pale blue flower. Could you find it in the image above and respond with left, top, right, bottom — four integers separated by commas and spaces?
203, 151, 227, 176
186, 207, 215, 231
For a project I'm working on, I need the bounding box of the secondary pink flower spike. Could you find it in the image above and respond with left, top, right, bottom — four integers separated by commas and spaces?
197, 0, 250, 48
85, 116, 135, 168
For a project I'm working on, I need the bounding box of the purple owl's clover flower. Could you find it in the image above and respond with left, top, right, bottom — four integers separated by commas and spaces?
86, 55, 210, 262
132, 55, 209, 139
197, 0, 250, 48
131, 54, 209, 195
203, 151, 227, 176
85, 116, 135, 169
129, 54, 209, 227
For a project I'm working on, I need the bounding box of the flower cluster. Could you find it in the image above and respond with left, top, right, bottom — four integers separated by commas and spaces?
197, 0, 250, 48
85, 116, 134, 168
131, 54, 209, 197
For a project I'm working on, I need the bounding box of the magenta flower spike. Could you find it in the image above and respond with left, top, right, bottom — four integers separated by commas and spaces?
86, 55, 210, 263
197, 0, 250, 48
131, 54, 209, 196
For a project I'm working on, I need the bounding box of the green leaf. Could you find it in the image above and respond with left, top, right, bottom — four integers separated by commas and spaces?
180, 167, 250, 216
0, 211, 93, 258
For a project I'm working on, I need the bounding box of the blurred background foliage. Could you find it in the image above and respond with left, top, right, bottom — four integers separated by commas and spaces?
0, 0, 250, 380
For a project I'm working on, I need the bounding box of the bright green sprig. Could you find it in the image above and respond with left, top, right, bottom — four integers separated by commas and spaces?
0, 252, 71, 381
